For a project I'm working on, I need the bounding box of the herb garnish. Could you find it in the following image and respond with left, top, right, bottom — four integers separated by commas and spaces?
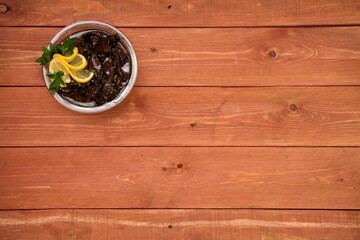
47, 71, 65, 95
57, 38, 77, 56
36, 38, 76, 95
35, 38, 76, 66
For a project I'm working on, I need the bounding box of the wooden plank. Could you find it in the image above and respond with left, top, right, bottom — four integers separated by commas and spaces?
0, 87, 359, 147
0, 0, 359, 27
0, 147, 359, 209
0, 209, 359, 240
1, 27, 360, 87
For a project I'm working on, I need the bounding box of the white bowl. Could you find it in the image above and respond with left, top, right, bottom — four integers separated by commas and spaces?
42, 20, 138, 113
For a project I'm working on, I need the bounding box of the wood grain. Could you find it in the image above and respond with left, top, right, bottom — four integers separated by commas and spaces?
0, 0, 359, 27
1, 27, 360, 87
0, 147, 359, 209
0, 209, 359, 240
0, 87, 359, 147
0, 1, 359, 237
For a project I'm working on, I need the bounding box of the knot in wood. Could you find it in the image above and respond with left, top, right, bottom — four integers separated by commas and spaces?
190, 123, 197, 127
267, 50, 277, 58
0, 3, 8, 13
289, 104, 298, 111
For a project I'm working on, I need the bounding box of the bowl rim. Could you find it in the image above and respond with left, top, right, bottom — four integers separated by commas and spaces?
42, 20, 138, 114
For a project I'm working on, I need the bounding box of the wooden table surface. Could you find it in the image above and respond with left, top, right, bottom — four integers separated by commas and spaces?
0, 0, 360, 239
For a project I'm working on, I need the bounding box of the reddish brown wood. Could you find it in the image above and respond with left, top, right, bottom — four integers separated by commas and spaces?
0, 209, 359, 240
0, 87, 359, 147
0, 0, 359, 237
0, 147, 359, 209
1, 27, 360, 87
0, 0, 359, 27
0, 3, 8, 14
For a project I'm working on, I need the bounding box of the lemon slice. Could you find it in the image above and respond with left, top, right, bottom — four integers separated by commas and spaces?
68, 54, 87, 70
49, 59, 71, 87
52, 57, 94, 83
55, 54, 87, 70
68, 68, 94, 83
53, 47, 78, 63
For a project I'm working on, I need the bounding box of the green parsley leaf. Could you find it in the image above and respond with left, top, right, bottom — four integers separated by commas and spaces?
47, 71, 65, 95
41, 47, 52, 59
49, 43, 59, 54
35, 38, 76, 66
35, 57, 48, 66
58, 38, 76, 55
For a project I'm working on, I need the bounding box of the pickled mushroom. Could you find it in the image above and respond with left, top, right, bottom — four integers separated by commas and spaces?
58, 31, 131, 106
